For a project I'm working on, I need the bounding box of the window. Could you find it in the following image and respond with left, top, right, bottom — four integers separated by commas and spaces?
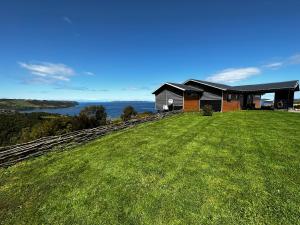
186, 91, 198, 98
227, 94, 232, 102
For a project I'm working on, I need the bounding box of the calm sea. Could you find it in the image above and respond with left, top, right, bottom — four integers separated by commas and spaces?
22, 101, 155, 119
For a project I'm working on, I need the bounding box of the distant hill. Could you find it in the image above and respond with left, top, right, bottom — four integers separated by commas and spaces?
0, 99, 78, 110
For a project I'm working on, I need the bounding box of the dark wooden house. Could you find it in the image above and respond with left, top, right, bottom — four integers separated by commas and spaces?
153, 80, 299, 112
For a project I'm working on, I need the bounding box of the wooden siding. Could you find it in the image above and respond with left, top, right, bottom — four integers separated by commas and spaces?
184, 93, 200, 111
222, 93, 241, 112
155, 87, 183, 110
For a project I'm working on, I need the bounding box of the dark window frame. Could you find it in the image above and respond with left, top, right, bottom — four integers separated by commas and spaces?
227, 93, 232, 102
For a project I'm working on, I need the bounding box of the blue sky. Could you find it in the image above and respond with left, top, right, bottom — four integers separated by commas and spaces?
0, 0, 300, 101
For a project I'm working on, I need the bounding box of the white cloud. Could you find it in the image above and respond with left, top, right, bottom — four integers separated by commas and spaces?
19, 62, 75, 82
206, 67, 261, 83
63, 16, 72, 24
262, 53, 300, 69
287, 54, 300, 65
206, 53, 300, 84
263, 62, 283, 69
83, 71, 95, 76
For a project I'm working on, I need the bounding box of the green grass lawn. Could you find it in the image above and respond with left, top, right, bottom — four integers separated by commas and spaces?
1, 111, 300, 225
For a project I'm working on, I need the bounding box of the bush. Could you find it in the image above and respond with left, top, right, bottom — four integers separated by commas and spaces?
202, 105, 213, 116
121, 106, 137, 121
136, 111, 154, 119
111, 118, 122, 125
20, 117, 73, 142
79, 105, 107, 126
72, 114, 92, 130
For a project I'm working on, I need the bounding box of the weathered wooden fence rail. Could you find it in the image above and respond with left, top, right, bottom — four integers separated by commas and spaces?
0, 111, 181, 167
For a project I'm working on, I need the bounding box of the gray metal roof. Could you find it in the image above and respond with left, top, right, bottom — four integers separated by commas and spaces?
167, 83, 203, 92
152, 82, 203, 94
153, 80, 299, 95
184, 79, 299, 92
231, 80, 299, 92
184, 79, 232, 90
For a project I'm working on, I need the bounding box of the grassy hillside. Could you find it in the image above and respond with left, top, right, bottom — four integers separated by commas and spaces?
1, 111, 300, 224
0, 99, 78, 110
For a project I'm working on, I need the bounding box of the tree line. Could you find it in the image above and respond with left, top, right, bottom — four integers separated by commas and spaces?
0, 99, 78, 110
0, 105, 152, 147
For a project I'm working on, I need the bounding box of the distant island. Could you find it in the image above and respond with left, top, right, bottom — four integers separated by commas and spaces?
0, 99, 78, 111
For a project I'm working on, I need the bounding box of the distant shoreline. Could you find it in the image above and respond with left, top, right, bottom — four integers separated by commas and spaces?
0, 99, 78, 111
20, 101, 156, 118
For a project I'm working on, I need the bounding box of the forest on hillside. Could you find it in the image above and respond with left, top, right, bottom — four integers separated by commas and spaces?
0, 105, 149, 147
0, 99, 78, 110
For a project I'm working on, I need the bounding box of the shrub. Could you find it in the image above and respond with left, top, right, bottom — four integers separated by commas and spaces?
21, 117, 73, 141
121, 106, 137, 121
72, 114, 92, 130
202, 105, 213, 116
111, 118, 122, 125
136, 111, 154, 119
79, 105, 107, 126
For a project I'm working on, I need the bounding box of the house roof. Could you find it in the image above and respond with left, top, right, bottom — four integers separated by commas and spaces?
184, 79, 299, 92
153, 79, 299, 95
152, 82, 203, 94
231, 80, 299, 92
184, 79, 232, 90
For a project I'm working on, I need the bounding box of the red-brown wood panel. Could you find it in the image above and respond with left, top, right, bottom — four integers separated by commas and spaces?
222, 100, 240, 112
184, 93, 199, 112
222, 93, 241, 112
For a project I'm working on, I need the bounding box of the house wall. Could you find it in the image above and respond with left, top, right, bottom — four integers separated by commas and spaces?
184, 92, 200, 111
155, 86, 183, 111
185, 81, 223, 112
222, 92, 241, 112
185, 81, 223, 97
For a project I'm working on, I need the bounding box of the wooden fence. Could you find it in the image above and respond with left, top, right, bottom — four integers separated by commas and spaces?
0, 111, 181, 167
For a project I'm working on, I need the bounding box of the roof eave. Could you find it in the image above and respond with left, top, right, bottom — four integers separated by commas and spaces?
295, 81, 300, 91
231, 86, 300, 93
165, 82, 186, 91
152, 83, 185, 94
183, 79, 228, 91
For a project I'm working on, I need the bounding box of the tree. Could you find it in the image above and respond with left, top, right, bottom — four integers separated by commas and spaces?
21, 117, 74, 141
121, 106, 137, 121
79, 105, 107, 126
72, 114, 91, 130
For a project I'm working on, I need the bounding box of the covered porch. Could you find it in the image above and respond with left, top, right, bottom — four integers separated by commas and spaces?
238, 87, 298, 110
